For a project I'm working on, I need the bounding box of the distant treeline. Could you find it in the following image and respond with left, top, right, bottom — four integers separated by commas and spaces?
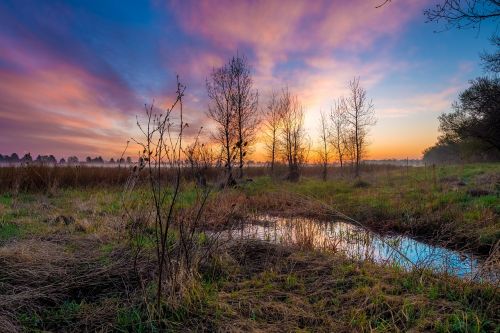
0, 153, 423, 168
364, 159, 424, 167
0, 153, 134, 165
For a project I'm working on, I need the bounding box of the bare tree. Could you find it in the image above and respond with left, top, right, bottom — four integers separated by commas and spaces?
343, 128, 357, 170
278, 88, 307, 181
329, 98, 348, 172
344, 77, 376, 177
125, 77, 231, 321
206, 62, 236, 185
129, 77, 194, 312
379, 1, 500, 31
424, 0, 500, 30
422, 1, 500, 78
317, 110, 331, 181
230, 55, 259, 179
264, 91, 282, 176
184, 128, 217, 188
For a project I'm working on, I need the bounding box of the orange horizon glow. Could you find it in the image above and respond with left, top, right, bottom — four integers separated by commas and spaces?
0, 1, 495, 161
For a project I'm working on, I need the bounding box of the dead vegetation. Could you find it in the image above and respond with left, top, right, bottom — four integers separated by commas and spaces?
0, 236, 152, 332
204, 241, 499, 332
0, 162, 498, 331
1, 234, 497, 332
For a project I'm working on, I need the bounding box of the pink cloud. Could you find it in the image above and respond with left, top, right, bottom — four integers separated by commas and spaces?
0, 63, 138, 158
169, 0, 427, 74
165, 0, 435, 160
0, 0, 441, 160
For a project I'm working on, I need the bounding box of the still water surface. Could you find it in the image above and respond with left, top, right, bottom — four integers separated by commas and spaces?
222, 215, 496, 281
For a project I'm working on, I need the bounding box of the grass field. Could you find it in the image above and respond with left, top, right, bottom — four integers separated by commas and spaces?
0, 163, 498, 332
242, 163, 500, 254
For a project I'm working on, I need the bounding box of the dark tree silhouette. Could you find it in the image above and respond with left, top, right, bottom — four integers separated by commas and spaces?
206, 54, 258, 183
230, 54, 259, 179
344, 77, 376, 177
67, 156, 79, 164
278, 88, 308, 182
21, 153, 32, 163
423, 142, 463, 163
35, 155, 56, 164
207, 59, 237, 185
439, 76, 500, 151
317, 111, 331, 181
329, 98, 349, 170
481, 35, 500, 73
264, 91, 282, 176
10, 153, 19, 163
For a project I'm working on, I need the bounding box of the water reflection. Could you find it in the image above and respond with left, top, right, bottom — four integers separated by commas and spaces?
223, 215, 496, 281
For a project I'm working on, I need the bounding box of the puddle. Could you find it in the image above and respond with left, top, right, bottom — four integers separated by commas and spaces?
222, 215, 497, 281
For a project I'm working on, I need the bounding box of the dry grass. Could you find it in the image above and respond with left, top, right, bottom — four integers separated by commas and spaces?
0, 163, 405, 193
0, 165, 132, 193
0, 233, 498, 332
210, 241, 499, 332
0, 235, 153, 332
0, 163, 498, 331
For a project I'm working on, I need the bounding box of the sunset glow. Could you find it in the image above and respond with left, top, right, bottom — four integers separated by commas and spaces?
0, 0, 496, 160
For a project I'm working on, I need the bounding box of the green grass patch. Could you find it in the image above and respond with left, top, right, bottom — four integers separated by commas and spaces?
116, 306, 154, 333
19, 300, 84, 331
0, 194, 12, 206
0, 221, 22, 241
240, 163, 500, 253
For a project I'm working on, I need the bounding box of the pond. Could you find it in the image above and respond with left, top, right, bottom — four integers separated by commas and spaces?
222, 215, 497, 282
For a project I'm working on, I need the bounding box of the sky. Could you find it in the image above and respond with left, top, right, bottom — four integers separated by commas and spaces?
0, 0, 497, 161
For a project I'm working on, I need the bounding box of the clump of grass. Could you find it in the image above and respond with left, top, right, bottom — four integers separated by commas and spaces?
0, 194, 13, 206
353, 179, 370, 188
0, 222, 21, 243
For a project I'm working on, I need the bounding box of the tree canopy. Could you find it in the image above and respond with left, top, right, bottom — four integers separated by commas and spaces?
424, 76, 500, 162
439, 77, 500, 150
